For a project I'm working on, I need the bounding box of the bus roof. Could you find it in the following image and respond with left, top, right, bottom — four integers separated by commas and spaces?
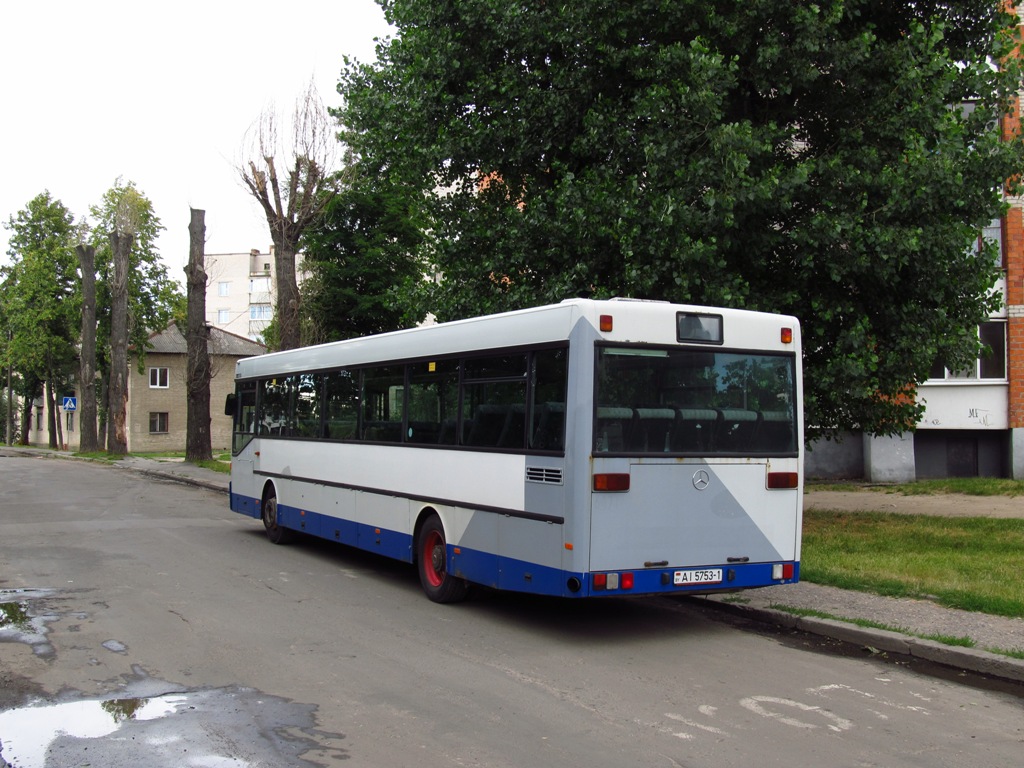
234, 298, 799, 379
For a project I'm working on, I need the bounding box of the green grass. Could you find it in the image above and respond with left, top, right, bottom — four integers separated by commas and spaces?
802, 509, 1024, 618
193, 458, 230, 474
70, 449, 231, 472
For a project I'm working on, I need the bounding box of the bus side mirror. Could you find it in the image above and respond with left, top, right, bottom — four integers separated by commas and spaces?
224, 393, 236, 417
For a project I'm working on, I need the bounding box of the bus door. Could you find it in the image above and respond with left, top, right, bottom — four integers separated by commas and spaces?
229, 381, 260, 518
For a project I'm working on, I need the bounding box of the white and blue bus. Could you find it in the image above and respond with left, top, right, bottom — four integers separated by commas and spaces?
227, 298, 803, 603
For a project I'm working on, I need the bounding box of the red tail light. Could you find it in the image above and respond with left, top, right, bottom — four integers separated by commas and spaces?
767, 472, 798, 489
593, 473, 630, 492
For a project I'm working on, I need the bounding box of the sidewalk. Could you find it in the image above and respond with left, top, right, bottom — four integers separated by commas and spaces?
7, 448, 1024, 685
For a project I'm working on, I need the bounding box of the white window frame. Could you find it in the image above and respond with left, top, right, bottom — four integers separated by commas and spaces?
149, 367, 169, 389
250, 304, 273, 321
929, 321, 1007, 382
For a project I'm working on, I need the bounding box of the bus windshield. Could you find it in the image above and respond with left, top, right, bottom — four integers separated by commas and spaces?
594, 345, 797, 456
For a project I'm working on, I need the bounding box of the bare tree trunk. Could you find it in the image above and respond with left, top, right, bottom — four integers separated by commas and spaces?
273, 235, 302, 350
45, 378, 58, 449
53, 377, 65, 451
185, 208, 213, 462
99, 377, 108, 451
108, 231, 132, 455
6, 333, 14, 446
19, 395, 30, 446
76, 244, 100, 452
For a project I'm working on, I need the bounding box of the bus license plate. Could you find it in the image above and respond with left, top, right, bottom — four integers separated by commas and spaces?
674, 568, 723, 586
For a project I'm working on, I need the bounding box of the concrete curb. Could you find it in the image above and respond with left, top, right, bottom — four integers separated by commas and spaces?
705, 601, 1024, 684
121, 466, 229, 495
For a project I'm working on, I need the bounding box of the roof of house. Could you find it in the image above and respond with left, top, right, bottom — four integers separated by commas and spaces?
140, 323, 267, 358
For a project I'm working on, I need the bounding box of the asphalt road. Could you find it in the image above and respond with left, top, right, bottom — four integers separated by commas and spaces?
1, 455, 1022, 767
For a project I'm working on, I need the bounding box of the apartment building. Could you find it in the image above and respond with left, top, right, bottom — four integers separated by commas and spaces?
205, 247, 305, 343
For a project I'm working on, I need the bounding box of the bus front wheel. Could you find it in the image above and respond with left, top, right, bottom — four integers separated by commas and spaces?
416, 515, 470, 604
262, 491, 293, 545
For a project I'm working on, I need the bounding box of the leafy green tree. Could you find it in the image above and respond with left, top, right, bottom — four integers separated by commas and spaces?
339, 0, 1024, 438
299, 170, 426, 342
2, 192, 81, 448
88, 180, 184, 362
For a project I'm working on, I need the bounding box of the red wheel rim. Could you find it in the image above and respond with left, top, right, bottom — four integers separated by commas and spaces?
421, 529, 445, 588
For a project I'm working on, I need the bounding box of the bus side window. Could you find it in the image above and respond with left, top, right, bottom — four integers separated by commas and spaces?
258, 378, 288, 436
407, 359, 458, 445
529, 347, 568, 452
361, 365, 404, 442
531, 402, 565, 451
324, 369, 358, 440
293, 372, 323, 438
461, 354, 528, 449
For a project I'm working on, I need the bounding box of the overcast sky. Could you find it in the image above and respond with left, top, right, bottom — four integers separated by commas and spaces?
0, 0, 393, 279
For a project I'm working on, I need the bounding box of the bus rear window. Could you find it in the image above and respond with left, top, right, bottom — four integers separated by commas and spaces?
595, 345, 797, 456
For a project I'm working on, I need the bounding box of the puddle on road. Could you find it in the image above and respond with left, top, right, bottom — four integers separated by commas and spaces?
0, 695, 179, 767
0, 589, 57, 658
0, 591, 349, 767
0, 682, 349, 768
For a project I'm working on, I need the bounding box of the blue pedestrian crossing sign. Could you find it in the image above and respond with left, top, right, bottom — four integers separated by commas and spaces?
63, 397, 77, 411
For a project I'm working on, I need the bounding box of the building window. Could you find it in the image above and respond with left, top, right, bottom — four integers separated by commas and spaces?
250, 304, 273, 321
978, 321, 1006, 379
929, 321, 1006, 381
217, 309, 231, 324
35, 407, 43, 430
149, 367, 169, 388
66, 411, 74, 432
979, 218, 1003, 268
149, 412, 169, 434
218, 281, 231, 297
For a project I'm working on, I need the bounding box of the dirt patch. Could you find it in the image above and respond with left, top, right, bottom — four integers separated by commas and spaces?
805, 490, 1024, 518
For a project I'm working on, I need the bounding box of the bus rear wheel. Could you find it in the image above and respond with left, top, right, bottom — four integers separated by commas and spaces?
262, 491, 293, 545
416, 515, 470, 604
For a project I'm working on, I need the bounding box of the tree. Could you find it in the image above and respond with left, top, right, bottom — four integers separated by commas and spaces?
240, 80, 342, 351
299, 169, 426, 342
87, 180, 184, 449
339, 0, 1024, 439
107, 229, 131, 455
185, 208, 212, 462
76, 243, 100, 452
2, 191, 80, 449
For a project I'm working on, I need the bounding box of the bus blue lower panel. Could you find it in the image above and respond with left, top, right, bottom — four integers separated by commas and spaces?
229, 485, 260, 519
230, 493, 799, 598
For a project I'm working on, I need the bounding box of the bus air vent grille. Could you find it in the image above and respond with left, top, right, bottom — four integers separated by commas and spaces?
526, 467, 564, 485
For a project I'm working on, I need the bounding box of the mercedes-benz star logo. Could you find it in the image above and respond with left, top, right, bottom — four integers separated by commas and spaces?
692, 469, 711, 491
